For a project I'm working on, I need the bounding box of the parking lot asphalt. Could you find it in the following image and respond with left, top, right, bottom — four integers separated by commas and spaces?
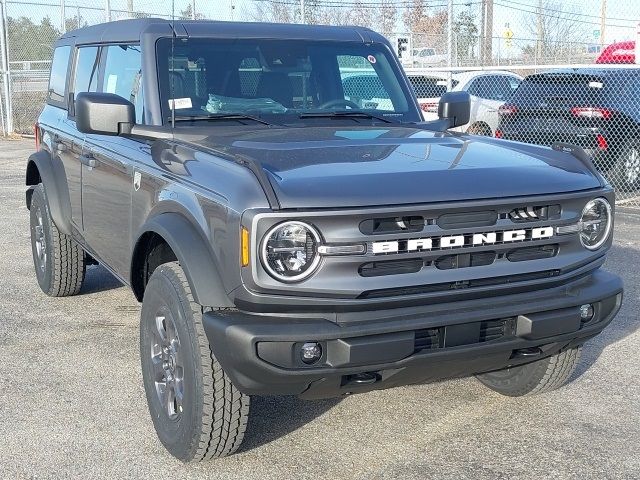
0, 138, 638, 479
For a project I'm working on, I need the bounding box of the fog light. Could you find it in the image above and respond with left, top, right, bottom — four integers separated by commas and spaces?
579, 303, 595, 322
300, 342, 322, 364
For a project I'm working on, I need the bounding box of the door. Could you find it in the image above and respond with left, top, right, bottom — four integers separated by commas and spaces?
81, 44, 144, 278
44, 45, 85, 230
59, 45, 100, 231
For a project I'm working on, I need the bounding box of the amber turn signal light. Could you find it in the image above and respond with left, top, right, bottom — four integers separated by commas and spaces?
241, 227, 250, 267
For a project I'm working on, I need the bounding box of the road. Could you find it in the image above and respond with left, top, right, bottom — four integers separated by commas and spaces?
0, 139, 638, 479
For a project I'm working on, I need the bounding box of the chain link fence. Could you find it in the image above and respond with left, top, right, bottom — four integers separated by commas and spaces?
0, 0, 639, 207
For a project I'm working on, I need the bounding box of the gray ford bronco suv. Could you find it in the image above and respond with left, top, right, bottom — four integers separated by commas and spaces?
28, 19, 622, 461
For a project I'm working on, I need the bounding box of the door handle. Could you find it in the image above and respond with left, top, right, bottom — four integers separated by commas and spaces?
79, 155, 96, 168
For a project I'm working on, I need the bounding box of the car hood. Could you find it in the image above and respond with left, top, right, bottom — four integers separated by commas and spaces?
186, 126, 602, 209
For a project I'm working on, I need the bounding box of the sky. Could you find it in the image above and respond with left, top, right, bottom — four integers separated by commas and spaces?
9, 0, 640, 48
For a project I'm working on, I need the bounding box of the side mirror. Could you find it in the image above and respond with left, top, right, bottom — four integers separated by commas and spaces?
76, 92, 135, 136
438, 91, 471, 128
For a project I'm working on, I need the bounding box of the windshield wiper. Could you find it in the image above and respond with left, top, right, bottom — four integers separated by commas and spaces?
299, 110, 393, 123
171, 113, 273, 126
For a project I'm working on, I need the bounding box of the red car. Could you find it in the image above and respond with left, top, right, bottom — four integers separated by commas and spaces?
596, 41, 635, 64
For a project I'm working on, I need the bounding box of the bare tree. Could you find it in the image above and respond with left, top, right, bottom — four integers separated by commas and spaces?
377, 0, 398, 36
402, 0, 447, 48
245, 1, 296, 23
523, 0, 590, 62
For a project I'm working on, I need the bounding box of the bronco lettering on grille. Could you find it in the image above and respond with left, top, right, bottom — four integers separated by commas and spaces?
371, 226, 554, 254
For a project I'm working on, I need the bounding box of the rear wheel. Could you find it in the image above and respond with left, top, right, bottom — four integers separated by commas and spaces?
466, 122, 492, 136
140, 261, 250, 461
610, 139, 640, 192
476, 347, 582, 397
29, 184, 85, 296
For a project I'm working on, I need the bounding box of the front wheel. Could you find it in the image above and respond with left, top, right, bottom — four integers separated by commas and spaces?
140, 261, 250, 461
476, 347, 582, 397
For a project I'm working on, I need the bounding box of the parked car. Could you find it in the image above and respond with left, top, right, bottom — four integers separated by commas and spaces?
496, 68, 640, 190
596, 41, 635, 64
406, 70, 522, 135
412, 47, 448, 67
28, 19, 622, 462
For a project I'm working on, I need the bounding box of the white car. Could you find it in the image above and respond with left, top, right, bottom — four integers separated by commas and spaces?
412, 47, 448, 68
406, 70, 522, 135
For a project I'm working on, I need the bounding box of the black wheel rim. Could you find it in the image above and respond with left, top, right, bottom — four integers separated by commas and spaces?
34, 207, 47, 274
150, 309, 184, 420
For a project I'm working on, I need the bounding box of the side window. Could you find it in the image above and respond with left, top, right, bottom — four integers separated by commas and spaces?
102, 45, 143, 123
47, 45, 71, 105
466, 77, 483, 97
491, 76, 518, 101
71, 46, 99, 115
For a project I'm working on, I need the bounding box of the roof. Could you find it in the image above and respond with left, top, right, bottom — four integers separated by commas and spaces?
528, 68, 640, 79
58, 18, 385, 46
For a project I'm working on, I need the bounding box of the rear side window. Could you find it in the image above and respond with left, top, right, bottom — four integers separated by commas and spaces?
407, 76, 452, 98
467, 75, 520, 101
48, 45, 71, 105
512, 73, 605, 106
102, 45, 143, 122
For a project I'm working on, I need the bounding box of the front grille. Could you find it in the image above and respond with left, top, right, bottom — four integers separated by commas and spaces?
509, 205, 561, 222
507, 244, 558, 262
479, 319, 509, 342
414, 328, 441, 351
413, 318, 512, 353
358, 270, 561, 299
435, 251, 496, 270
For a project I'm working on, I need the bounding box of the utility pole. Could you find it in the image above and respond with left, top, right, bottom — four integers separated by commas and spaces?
0, 0, 12, 134
600, 0, 607, 47
105, 0, 111, 22
479, 0, 486, 64
191, 0, 196, 19
447, 0, 453, 90
536, 0, 543, 63
300, 0, 306, 24
61, 0, 66, 32
484, 0, 493, 64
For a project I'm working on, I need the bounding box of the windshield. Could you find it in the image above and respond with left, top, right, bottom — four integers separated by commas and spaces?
156, 38, 420, 124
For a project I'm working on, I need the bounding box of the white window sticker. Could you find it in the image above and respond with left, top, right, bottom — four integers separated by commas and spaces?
168, 97, 192, 110
106, 74, 118, 94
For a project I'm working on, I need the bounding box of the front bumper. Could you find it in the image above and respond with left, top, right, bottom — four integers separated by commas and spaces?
204, 269, 622, 399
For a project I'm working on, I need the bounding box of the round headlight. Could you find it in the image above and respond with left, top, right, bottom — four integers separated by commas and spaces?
261, 221, 321, 282
579, 198, 612, 250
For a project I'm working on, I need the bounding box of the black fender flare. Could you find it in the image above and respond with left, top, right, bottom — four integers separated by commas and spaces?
26, 150, 73, 235
132, 212, 234, 308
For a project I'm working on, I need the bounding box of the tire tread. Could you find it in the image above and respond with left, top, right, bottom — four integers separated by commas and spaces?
158, 262, 249, 461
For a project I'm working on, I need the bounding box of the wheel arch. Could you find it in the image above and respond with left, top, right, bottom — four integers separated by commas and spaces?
130, 212, 234, 308
26, 150, 73, 235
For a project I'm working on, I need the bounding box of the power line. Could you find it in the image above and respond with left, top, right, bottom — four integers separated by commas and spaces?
493, 1, 635, 29
499, 0, 634, 23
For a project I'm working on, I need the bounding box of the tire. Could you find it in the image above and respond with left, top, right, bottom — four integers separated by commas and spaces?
140, 261, 250, 461
29, 184, 85, 296
610, 139, 640, 192
466, 122, 492, 136
476, 346, 582, 397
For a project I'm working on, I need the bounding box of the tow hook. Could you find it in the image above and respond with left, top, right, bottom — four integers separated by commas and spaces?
511, 347, 543, 359
342, 372, 380, 387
